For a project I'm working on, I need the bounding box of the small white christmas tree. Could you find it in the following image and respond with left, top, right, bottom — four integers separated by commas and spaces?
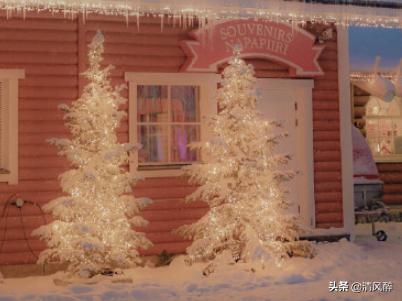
177, 48, 314, 269
33, 31, 152, 277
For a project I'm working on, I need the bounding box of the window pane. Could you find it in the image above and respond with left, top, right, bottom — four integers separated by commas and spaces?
171, 125, 200, 162
366, 96, 401, 117
171, 86, 199, 122
392, 119, 402, 154
367, 119, 395, 156
138, 125, 168, 163
137, 85, 168, 122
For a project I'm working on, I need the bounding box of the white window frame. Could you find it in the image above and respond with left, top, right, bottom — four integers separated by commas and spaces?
0, 69, 25, 184
125, 72, 219, 178
364, 95, 402, 163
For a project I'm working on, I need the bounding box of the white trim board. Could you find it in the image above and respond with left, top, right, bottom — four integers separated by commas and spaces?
0, 69, 25, 185
337, 26, 355, 239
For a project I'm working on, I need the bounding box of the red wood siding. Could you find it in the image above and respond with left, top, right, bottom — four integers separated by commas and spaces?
352, 85, 402, 206
0, 14, 343, 265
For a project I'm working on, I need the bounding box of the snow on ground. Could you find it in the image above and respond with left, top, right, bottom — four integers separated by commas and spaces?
1, 223, 401, 301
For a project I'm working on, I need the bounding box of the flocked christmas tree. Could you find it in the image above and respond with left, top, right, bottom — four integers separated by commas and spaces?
177, 48, 314, 270
33, 31, 152, 277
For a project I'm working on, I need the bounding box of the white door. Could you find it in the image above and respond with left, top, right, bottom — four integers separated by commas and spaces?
256, 79, 315, 228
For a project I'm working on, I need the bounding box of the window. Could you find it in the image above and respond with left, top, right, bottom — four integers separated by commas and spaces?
0, 69, 24, 184
365, 95, 402, 162
125, 73, 218, 177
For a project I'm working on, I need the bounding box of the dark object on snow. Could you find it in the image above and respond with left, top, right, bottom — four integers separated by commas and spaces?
156, 250, 174, 267
375, 230, 388, 241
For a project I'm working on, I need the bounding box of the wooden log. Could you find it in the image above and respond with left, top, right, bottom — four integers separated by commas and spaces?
313, 121, 340, 131
20, 110, 65, 121
0, 239, 46, 253
313, 111, 339, 121
19, 168, 66, 181
317, 60, 338, 71
313, 150, 341, 162
0, 216, 47, 230
313, 131, 340, 141
312, 101, 339, 111
315, 202, 343, 213
0, 205, 47, 218
20, 134, 69, 145
0, 18, 78, 30
0, 252, 38, 265
85, 21, 186, 35
379, 173, 402, 184
254, 70, 290, 78
0, 41, 77, 53
353, 95, 370, 106
319, 49, 337, 60
87, 31, 186, 46
314, 161, 342, 172
315, 212, 343, 224
313, 90, 339, 101
0, 30, 77, 42
141, 207, 207, 222
314, 171, 342, 182
0, 64, 78, 76
21, 76, 78, 87
313, 81, 338, 90
104, 43, 184, 57
377, 163, 402, 172
0, 180, 60, 193
1, 227, 41, 240
353, 86, 370, 96
383, 184, 402, 194
20, 87, 77, 99
353, 106, 366, 119
382, 194, 402, 205
314, 181, 342, 193
102, 54, 184, 67
314, 141, 341, 151
314, 192, 343, 203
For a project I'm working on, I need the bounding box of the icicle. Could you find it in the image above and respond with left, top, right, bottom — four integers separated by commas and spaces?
160, 14, 164, 32
136, 11, 140, 32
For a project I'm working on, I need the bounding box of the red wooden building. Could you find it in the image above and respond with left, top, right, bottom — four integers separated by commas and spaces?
1, 0, 398, 266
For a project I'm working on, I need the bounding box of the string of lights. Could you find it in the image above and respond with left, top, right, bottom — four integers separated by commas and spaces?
0, 0, 401, 27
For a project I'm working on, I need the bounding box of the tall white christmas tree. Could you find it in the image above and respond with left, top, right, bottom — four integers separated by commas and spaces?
33, 31, 152, 278
177, 48, 314, 270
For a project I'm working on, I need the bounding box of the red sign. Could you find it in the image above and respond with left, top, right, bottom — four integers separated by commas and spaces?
181, 19, 324, 76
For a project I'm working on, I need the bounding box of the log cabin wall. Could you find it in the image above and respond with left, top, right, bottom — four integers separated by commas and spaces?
0, 14, 342, 265
352, 84, 402, 206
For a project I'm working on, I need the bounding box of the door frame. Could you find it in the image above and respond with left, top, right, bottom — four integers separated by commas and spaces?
256, 78, 316, 229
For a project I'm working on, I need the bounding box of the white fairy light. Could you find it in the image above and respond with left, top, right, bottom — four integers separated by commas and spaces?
32, 31, 152, 278
176, 49, 314, 270
0, 0, 401, 27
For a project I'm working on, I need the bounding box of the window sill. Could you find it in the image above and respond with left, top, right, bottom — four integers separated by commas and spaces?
374, 155, 402, 163
136, 168, 186, 178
